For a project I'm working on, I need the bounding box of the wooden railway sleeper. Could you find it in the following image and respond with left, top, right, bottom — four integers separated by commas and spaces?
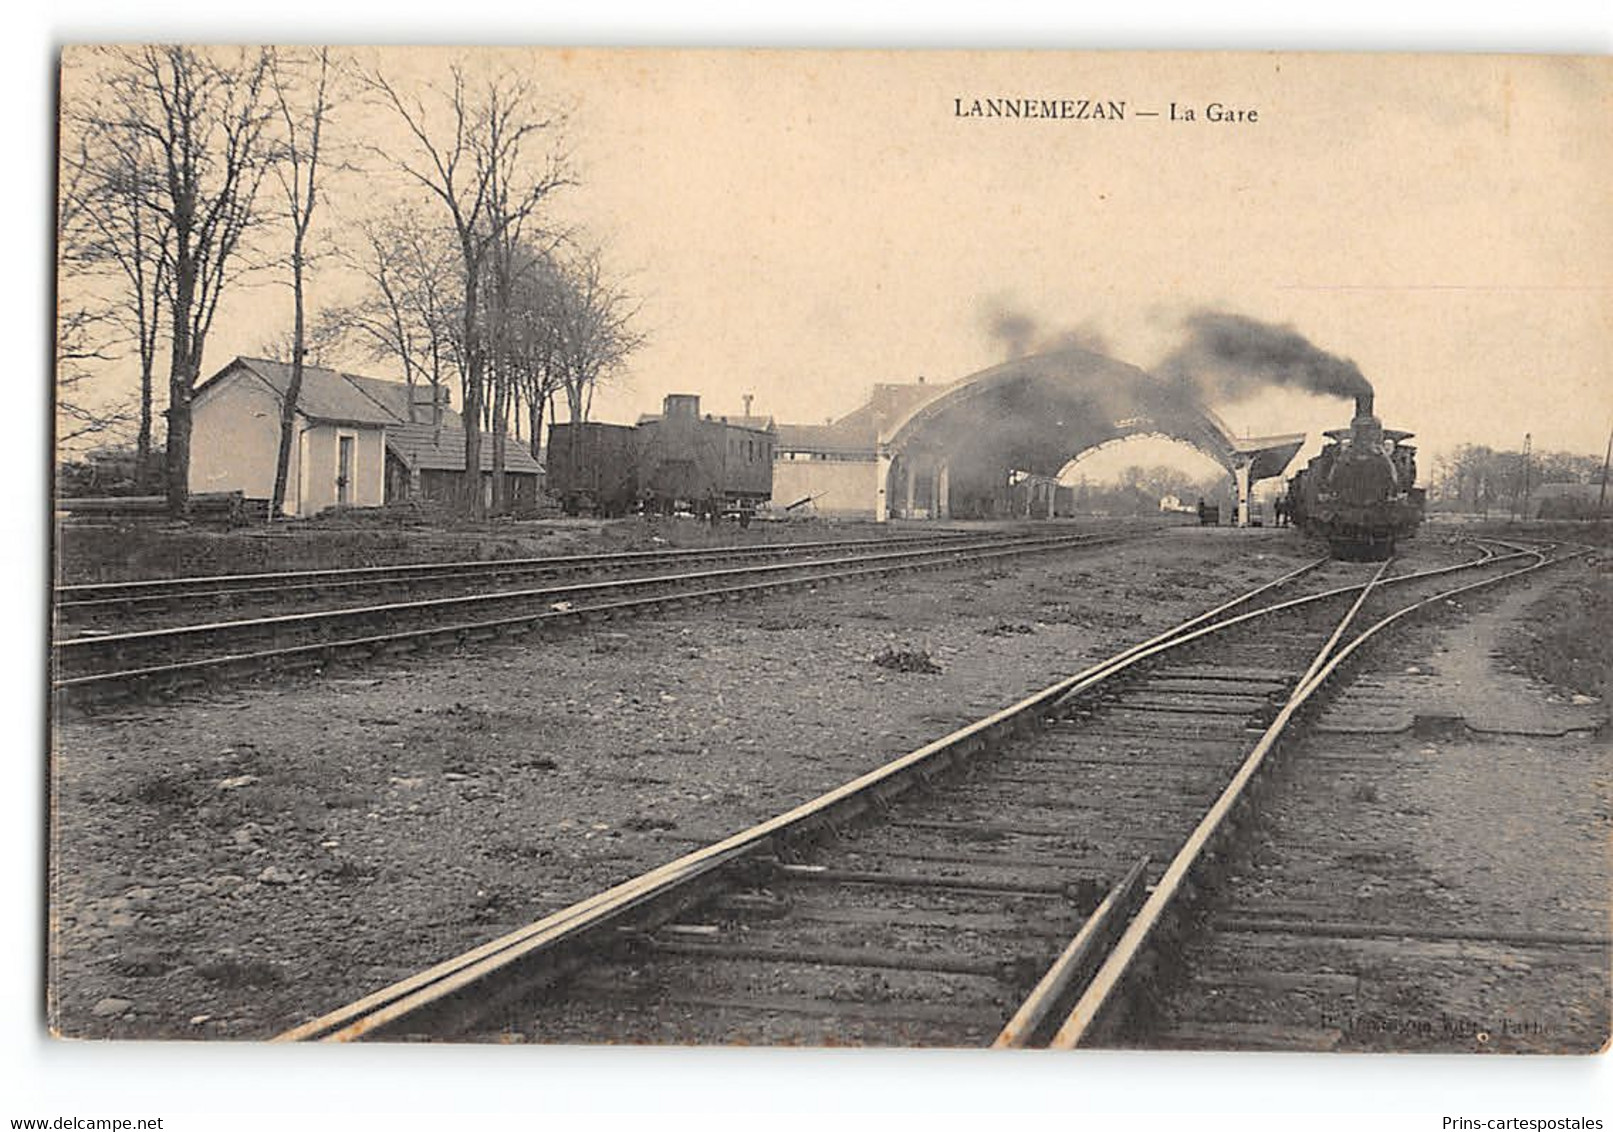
770, 863, 1077, 898
728, 856, 783, 889
644, 936, 1042, 984
275, 549, 1404, 1042
708, 889, 793, 921
397, 943, 587, 1042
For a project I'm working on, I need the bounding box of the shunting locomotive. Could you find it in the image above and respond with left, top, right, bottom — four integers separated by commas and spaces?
547, 393, 774, 518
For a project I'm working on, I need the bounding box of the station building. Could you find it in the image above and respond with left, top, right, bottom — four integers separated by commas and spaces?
772, 346, 1303, 524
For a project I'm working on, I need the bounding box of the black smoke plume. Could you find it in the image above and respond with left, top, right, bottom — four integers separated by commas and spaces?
987, 307, 1038, 359
1156, 311, 1373, 408
983, 300, 1109, 361
1039, 322, 1111, 357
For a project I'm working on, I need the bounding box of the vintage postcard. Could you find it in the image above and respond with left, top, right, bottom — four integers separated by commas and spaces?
49, 46, 1611, 1055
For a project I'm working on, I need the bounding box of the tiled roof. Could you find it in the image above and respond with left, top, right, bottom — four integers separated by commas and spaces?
386, 421, 544, 475
209, 357, 404, 426
200, 357, 543, 474
339, 372, 418, 422
775, 423, 876, 455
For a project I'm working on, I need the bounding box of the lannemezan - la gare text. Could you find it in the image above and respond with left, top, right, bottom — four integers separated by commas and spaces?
953, 97, 1127, 120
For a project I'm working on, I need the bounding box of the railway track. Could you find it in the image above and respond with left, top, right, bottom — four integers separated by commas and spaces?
53, 527, 1152, 703
1138, 543, 1610, 1054
54, 529, 988, 627
275, 536, 1580, 1045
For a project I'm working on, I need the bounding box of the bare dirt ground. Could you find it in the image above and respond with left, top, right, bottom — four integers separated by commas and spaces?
51, 524, 1328, 1040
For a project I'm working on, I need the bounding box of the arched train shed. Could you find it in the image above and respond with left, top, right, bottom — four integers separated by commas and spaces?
772, 346, 1303, 523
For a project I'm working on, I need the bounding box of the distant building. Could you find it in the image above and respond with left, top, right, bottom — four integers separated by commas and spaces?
1529, 482, 1606, 520
190, 356, 544, 516
774, 381, 937, 518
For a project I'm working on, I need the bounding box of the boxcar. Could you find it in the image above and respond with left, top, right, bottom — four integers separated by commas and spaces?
545, 421, 639, 516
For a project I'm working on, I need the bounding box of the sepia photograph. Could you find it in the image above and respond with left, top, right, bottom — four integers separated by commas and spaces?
44, 37, 1611, 1074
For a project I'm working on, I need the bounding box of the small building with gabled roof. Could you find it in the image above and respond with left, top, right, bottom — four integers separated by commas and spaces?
191, 356, 544, 516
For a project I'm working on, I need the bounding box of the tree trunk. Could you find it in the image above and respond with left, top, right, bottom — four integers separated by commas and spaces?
528, 395, 544, 461
164, 263, 197, 516
463, 368, 484, 517
460, 254, 485, 518
270, 245, 307, 518
490, 366, 508, 515
164, 361, 194, 516
137, 359, 154, 489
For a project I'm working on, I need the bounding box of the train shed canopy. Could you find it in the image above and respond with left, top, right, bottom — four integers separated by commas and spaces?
881, 346, 1241, 474
774, 345, 1309, 520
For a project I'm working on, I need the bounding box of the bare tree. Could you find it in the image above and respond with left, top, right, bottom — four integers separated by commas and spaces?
505, 251, 569, 461
1436, 442, 1604, 515
55, 133, 137, 452
54, 308, 135, 448
89, 46, 277, 514
337, 213, 462, 436
553, 246, 646, 425
362, 60, 567, 516
483, 227, 567, 511
256, 317, 345, 369
60, 117, 171, 479
266, 47, 338, 518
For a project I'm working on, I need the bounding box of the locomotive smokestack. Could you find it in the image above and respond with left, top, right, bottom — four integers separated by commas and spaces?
1355, 391, 1375, 419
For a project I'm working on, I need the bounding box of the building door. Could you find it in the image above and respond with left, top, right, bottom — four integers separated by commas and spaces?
295, 429, 309, 516
337, 435, 354, 506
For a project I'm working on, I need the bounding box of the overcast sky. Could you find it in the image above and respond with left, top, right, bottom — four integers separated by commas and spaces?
60, 48, 1612, 472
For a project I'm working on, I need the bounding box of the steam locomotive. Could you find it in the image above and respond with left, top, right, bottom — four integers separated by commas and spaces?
1284, 392, 1425, 560
546, 393, 774, 518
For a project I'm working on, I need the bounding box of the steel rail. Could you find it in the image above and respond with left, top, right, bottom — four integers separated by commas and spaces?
53, 530, 991, 611
1038, 544, 1537, 716
1045, 541, 1574, 1048
55, 530, 1105, 655
992, 856, 1152, 1049
54, 532, 1135, 698
996, 559, 1397, 1048
275, 541, 1543, 1042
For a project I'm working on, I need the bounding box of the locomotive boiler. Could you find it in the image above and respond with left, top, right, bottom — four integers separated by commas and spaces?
1284, 392, 1425, 560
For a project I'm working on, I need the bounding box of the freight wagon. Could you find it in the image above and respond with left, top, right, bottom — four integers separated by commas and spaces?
544, 421, 639, 517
